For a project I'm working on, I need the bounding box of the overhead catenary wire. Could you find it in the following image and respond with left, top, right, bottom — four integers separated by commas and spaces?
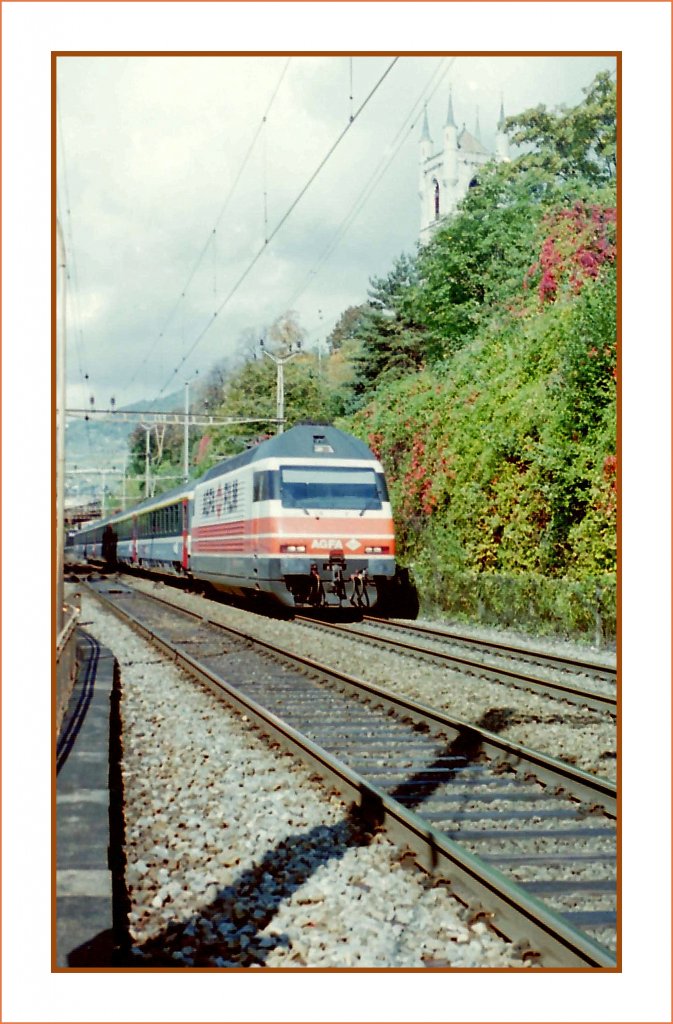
122, 57, 292, 396
211, 58, 452, 359
286, 57, 455, 313
156, 56, 400, 399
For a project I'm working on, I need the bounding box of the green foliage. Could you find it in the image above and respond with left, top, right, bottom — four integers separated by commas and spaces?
128, 422, 185, 497
344, 224, 617, 639
506, 70, 617, 185
347, 255, 427, 404
416, 566, 616, 643
414, 162, 545, 359
327, 305, 369, 352
541, 268, 617, 567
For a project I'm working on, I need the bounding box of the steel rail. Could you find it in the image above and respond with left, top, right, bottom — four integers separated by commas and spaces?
112, 582, 617, 812
87, 581, 617, 968
298, 616, 616, 716
365, 615, 617, 682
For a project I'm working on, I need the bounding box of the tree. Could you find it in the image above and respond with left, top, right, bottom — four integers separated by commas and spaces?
505, 71, 617, 186
267, 310, 306, 353
348, 255, 426, 403
326, 304, 369, 353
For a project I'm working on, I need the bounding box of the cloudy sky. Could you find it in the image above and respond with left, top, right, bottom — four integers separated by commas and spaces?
57, 53, 616, 410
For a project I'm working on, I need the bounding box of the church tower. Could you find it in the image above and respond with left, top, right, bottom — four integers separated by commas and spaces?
419, 89, 509, 243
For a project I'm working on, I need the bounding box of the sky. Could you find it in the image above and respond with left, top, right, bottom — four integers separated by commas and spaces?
57, 53, 616, 412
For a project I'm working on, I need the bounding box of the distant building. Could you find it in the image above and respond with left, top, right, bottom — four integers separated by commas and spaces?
419, 90, 509, 243
64, 499, 102, 528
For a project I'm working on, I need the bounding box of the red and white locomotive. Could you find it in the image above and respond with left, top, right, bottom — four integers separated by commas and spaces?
67, 424, 398, 611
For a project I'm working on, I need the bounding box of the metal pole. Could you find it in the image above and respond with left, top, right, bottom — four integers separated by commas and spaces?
277, 362, 284, 434
56, 219, 66, 632
145, 427, 151, 497
262, 346, 297, 435
183, 380, 190, 482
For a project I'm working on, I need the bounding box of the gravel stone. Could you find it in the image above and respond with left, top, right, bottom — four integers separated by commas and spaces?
77, 590, 535, 968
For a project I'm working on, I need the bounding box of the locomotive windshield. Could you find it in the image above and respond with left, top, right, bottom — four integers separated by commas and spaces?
280, 466, 384, 511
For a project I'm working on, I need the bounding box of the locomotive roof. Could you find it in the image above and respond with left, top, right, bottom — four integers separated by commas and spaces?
201, 424, 374, 482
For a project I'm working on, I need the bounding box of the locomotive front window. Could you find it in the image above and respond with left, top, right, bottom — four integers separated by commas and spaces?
280, 467, 382, 511
253, 470, 280, 502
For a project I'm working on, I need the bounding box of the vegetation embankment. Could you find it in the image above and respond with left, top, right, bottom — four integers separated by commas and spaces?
122, 72, 617, 644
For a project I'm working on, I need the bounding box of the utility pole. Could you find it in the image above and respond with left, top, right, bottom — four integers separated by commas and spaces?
140, 423, 152, 497
260, 339, 300, 434
183, 380, 190, 482
317, 309, 324, 379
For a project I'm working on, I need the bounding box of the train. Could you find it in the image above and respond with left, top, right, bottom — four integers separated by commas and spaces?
65, 423, 410, 613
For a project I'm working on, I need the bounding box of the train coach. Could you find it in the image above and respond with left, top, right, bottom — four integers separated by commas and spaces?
66, 423, 399, 611
66, 482, 194, 574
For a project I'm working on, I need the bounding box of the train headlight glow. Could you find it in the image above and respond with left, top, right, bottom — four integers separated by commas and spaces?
281, 544, 306, 553
365, 546, 388, 554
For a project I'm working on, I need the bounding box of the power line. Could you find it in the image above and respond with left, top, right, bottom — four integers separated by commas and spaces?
157, 57, 400, 399
286, 57, 455, 312
122, 57, 292, 396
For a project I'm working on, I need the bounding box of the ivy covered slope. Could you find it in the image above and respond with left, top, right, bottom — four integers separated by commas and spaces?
343, 73, 617, 642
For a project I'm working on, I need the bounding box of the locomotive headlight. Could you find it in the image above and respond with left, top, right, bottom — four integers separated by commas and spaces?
365, 546, 388, 554
281, 544, 306, 553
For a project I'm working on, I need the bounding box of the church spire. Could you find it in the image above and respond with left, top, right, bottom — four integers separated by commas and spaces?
495, 93, 509, 161
474, 106, 481, 141
446, 87, 456, 128
420, 105, 431, 143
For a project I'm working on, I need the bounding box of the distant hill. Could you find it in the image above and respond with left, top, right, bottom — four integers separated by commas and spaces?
65, 389, 183, 502
115, 389, 184, 415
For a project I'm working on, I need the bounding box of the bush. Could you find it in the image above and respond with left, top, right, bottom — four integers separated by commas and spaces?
414, 566, 616, 645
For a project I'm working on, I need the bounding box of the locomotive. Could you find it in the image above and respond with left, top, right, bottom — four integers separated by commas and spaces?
66, 424, 398, 611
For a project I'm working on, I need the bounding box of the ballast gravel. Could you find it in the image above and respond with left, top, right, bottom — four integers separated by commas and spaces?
78, 592, 533, 969
125, 578, 616, 783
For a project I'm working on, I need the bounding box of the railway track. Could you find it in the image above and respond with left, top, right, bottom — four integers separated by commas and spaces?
87, 577, 617, 968
295, 615, 616, 715
365, 615, 617, 682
